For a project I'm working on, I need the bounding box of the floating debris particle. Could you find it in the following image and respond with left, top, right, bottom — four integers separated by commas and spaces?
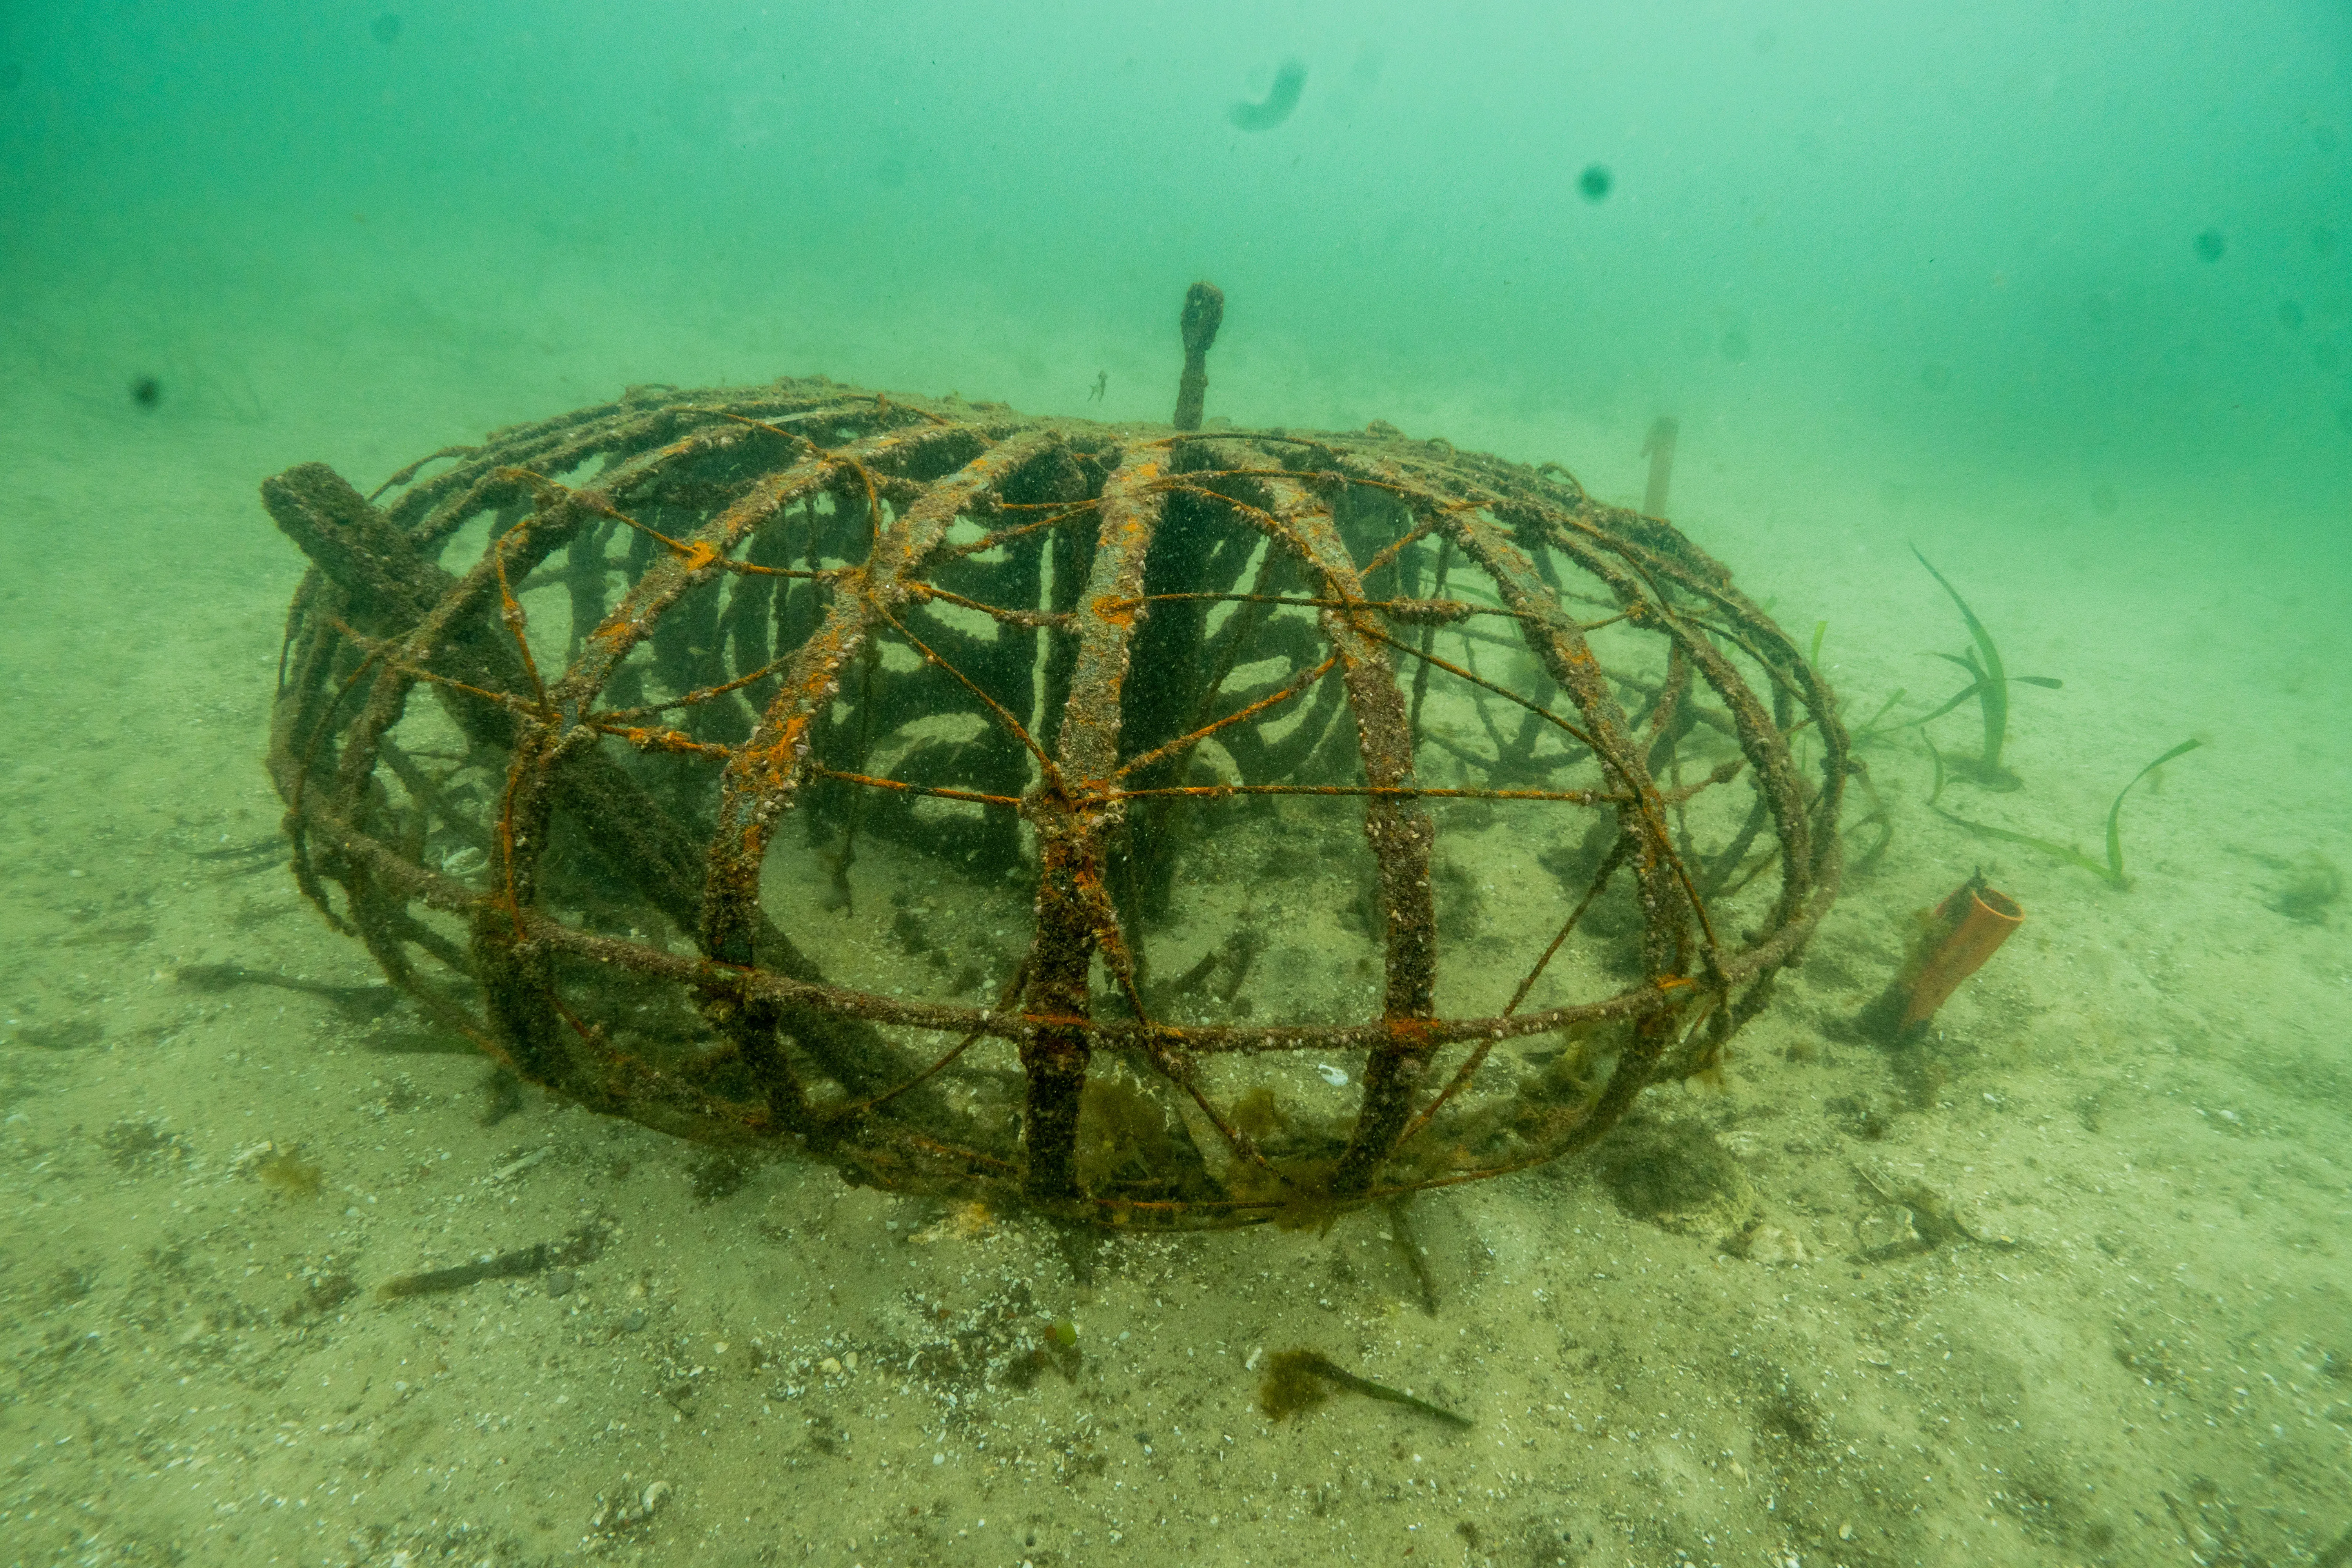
1229, 59, 1306, 131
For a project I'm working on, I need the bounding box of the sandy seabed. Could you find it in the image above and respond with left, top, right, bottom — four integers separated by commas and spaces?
2, 347, 2348, 1568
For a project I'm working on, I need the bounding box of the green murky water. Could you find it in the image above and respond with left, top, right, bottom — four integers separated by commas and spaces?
3, 6, 2348, 1565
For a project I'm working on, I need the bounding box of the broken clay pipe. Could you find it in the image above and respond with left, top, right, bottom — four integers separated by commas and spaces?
1856, 874, 2024, 1046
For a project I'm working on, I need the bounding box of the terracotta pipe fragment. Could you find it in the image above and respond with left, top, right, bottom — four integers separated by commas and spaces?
1857, 874, 2024, 1045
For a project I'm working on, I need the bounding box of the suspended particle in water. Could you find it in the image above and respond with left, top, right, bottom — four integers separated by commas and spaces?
2314, 225, 2337, 256
129, 376, 162, 410
2278, 300, 2306, 330
1578, 163, 1613, 202
1229, 59, 1306, 132
2090, 485, 2119, 515
370, 12, 403, 45
2192, 228, 2226, 263
1919, 363, 1952, 392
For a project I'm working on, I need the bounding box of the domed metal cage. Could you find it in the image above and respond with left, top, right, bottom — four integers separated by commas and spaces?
264, 353, 1845, 1229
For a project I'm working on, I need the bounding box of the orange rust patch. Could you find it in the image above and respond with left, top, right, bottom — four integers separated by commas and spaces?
1383, 1016, 1443, 1049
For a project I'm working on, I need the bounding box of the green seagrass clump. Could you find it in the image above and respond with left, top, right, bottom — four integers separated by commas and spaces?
1930, 737, 2202, 891
1906, 546, 2063, 790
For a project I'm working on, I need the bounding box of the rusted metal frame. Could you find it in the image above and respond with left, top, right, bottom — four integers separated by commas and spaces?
301, 551, 577, 1085
1390, 835, 1634, 1154
708, 408, 831, 456
1237, 477, 1439, 1196
399, 379, 894, 523
327, 643, 532, 717
587, 652, 804, 724
554, 425, 969, 714
1384, 474, 1703, 1007
1697, 793, 1774, 902
294, 781, 1727, 1069
1354, 620, 1606, 755
1155, 463, 1350, 485
277, 810, 803, 1138
489, 547, 551, 715
478, 547, 573, 988
1505, 572, 1717, 964
937, 500, 1102, 561
1544, 489, 1843, 795
837, 959, 1032, 1122
692, 429, 1055, 1127
1663, 592, 1849, 885
1357, 515, 1442, 583
1111, 590, 1518, 626
591, 722, 738, 759
500, 385, 887, 503
1181, 534, 1288, 742
274, 569, 330, 693
901, 580, 1073, 631
379, 407, 625, 523
576, 483, 868, 583
400, 409, 676, 548
474, 720, 579, 1087
1057, 863, 1276, 1189
1143, 475, 1385, 786
367, 444, 483, 503
372, 735, 476, 868
272, 626, 383, 937
1015, 454, 1285, 1196
1642, 644, 1695, 745
1406, 535, 1453, 737
318, 497, 587, 829
806, 768, 1023, 808
1392, 988, 1697, 1200
1156, 431, 1345, 466
1661, 755, 1749, 803
394, 388, 876, 548
1354, 483, 1529, 759
868, 605, 1058, 776
1007, 458, 1275, 1194
1350, 478, 1700, 1155
276, 590, 362, 790
472, 516, 618, 1087
835, 447, 888, 551
1112, 655, 1341, 781
1520, 506, 1818, 935
1018, 445, 1166, 1200
1675, 612, 1821, 709
1112, 782, 1618, 805
1503, 834, 1635, 1018
277, 399, 1835, 1221
346, 870, 502, 1059
1648, 646, 1704, 877
439, 426, 946, 1123
859, 1134, 1026, 1182
292, 697, 1805, 1078
1607, 667, 1740, 740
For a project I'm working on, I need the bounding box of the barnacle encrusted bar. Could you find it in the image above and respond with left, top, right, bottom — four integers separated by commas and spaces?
263, 373, 1844, 1230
